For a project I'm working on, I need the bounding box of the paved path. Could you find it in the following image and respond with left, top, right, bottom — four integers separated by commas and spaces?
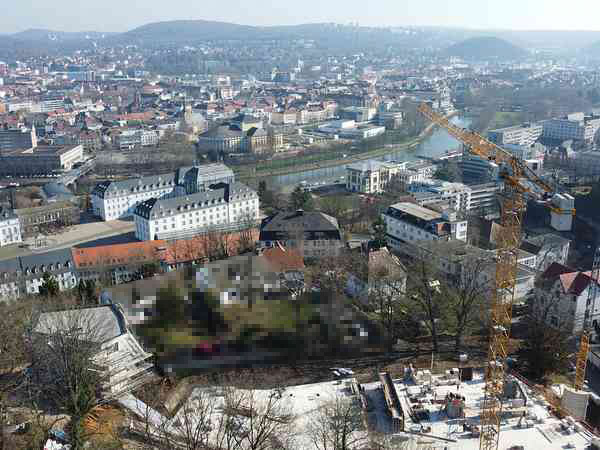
0, 219, 135, 261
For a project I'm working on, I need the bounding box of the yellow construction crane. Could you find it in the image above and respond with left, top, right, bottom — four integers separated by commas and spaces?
574, 247, 600, 391
417, 103, 575, 450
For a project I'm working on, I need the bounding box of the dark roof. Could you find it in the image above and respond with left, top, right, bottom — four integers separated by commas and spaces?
199, 125, 243, 139
134, 182, 256, 220
246, 127, 267, 138
91, 172, 176, 199
259, 211, 341, 242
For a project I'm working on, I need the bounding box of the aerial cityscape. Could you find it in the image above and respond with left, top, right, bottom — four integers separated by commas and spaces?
2, 1, 600, 449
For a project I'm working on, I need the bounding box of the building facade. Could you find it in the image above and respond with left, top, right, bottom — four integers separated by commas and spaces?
542, 113, 600, 144
259, 210, 344, 259
0, 145, 83, 177
134, 182, 259, 241
0, 209, 22, 247
383, 202, 468, 251
31, 304, 154, 399
487, 123, 543, 147
16, 201, 80, 237
346, 161, 407, 194
91, 164, 235, 221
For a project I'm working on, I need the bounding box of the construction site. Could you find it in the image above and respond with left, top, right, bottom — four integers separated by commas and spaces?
110, 362, 599, 450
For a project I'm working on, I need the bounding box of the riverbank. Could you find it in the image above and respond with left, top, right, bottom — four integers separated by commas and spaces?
235, 110, 459, 181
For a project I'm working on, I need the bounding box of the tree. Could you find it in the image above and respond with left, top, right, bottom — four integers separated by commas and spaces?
405, 257, 448, 353
230, 388, 296, 450
518, 284, 572, 381
290, 186, 314, 211
29, 306, 105, 449
257, 180, 268, 202
442, 258, 489, 352
372, 216, 387, 250
168, 389, 216, 450
362, 265, 408, 352
39, 272, 60, 298
77, 280, 98, 305
0, 300, 32, 450
307, 395, 367, 450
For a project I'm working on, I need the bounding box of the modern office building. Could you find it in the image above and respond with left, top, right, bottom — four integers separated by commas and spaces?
0, 145, 83, 177
133, 182, 259, 241
383, 202, 468, 251
487, 123, 543, 147
542, 112, 600, 144
0, 126, 37, 153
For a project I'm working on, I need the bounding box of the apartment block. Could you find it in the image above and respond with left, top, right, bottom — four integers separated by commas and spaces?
542, 112, 600, 144
383, 202, 468, 251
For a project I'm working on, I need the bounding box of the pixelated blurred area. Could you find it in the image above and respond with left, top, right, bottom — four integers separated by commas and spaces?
103, 250, 375, 373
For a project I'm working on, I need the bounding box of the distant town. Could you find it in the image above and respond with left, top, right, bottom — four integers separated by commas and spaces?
1, 16, 600, 450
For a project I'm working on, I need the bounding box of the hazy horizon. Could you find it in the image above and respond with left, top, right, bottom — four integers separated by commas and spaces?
3, 0, 600, 34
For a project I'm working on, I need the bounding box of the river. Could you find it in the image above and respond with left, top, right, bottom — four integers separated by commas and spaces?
270, 116, 472, 188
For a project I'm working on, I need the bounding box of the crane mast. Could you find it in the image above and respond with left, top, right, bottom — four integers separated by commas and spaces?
417, 103, 538, 450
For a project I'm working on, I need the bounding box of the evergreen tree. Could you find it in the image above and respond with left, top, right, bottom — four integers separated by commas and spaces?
39, 273, 60, 298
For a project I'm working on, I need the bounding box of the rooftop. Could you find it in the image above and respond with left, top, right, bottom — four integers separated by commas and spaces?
33, 304, 125, 344
388, 202, 442, 222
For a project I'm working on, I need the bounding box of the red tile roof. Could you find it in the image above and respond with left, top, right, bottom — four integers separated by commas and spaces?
543, 262, 600, 296
72, 240, 167, 268
261, 246, 304, 272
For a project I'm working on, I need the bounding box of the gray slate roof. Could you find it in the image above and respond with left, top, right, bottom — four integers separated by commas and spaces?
91, 172, 176, 199
259, 211, 342, 242
134, 182, 257, 220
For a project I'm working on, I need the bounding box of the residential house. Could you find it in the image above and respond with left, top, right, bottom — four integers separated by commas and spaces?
346, 247, 407, 300
259, 210, 344, 259
535, 262, 600, 335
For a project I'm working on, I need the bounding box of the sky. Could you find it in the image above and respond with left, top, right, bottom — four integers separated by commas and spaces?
3, 0, 600, 33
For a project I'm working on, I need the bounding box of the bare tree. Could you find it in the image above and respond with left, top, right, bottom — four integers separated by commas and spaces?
168, 388, 215, 450
443, 257, 490, 352
231, 388, 296, 450
518, 281, 572, 381
307, 394, 367, 450
28, 305, 106, 449
404, 257, 447, 353
0, 299, 33, 450
359, 265, 407, 352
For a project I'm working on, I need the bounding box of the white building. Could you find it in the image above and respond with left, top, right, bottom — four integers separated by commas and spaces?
383, 202, 468, 251
134, 182, 259, 241
487, 123, 543, 147
542, 112, 600, 144
31, 304, 154, 399
346, 161, 407, 194
0, 209, 21, 247
318, 120, 385, 139
409, 181, 472, 212
19, 249, 77, 295
91, 164, 235, 221
410, 181, 501, 214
